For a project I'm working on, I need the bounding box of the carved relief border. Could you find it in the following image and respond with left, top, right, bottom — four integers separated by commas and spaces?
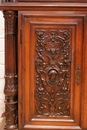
3, 11, 18, 129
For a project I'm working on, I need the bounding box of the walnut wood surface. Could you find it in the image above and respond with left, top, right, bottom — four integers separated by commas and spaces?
1, 3, 87, 11
3, 11, 18, 129
0, 0, 87, 130
35, 29, 71, 117
18, 10, 87, 130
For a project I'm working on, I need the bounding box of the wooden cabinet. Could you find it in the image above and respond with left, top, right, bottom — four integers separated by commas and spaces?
18, 11, 87, 130
0, 1, 87, 130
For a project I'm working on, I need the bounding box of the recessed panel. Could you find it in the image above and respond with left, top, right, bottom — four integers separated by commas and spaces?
19, 11, 83, 130
35, 29, 71, 117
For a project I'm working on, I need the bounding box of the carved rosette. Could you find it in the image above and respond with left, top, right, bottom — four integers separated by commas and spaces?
3, 11, 18, 129
35, 29, 71, 117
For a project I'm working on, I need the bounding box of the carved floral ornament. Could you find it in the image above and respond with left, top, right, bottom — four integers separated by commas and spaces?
35, 29, 71, 117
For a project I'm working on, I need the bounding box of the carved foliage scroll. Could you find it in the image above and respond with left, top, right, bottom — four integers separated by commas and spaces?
35, 29, 71, 117
4, 11, 17, 34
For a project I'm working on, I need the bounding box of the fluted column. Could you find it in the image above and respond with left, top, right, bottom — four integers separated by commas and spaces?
3, 11, 18, 130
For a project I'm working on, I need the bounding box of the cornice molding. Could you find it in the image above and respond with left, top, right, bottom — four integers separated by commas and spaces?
1, 2, 87, 11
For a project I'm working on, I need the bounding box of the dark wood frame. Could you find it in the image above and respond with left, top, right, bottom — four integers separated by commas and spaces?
0, 0, 87, 130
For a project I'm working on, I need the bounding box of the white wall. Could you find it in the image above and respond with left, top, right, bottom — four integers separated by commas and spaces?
0, 11, 5, 122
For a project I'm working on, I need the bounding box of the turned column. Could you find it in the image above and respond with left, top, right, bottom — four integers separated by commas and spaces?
3, 11, 18, 129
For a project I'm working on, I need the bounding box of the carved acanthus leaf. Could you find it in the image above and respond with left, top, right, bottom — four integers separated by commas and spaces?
4, 11, 17, 34
4, 74, 18, 96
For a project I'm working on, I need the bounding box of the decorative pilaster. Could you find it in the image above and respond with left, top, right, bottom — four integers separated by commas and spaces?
3, 11, 18, 129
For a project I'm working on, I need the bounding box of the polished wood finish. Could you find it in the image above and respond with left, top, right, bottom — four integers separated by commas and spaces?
0, 0, 87, 130
18, 10, 87, 130
1, 3, 87, 11
3, 10, 18, 129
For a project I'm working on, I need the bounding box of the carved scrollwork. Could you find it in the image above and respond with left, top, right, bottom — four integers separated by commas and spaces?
4, 74, 18, 129
35, 29, 71, 116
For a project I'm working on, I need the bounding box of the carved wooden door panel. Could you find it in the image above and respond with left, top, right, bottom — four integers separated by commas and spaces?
18, 11, 86, 130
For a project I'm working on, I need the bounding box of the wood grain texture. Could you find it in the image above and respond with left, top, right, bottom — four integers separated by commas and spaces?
1, 3, 87, 11
18, 11, 86, 130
